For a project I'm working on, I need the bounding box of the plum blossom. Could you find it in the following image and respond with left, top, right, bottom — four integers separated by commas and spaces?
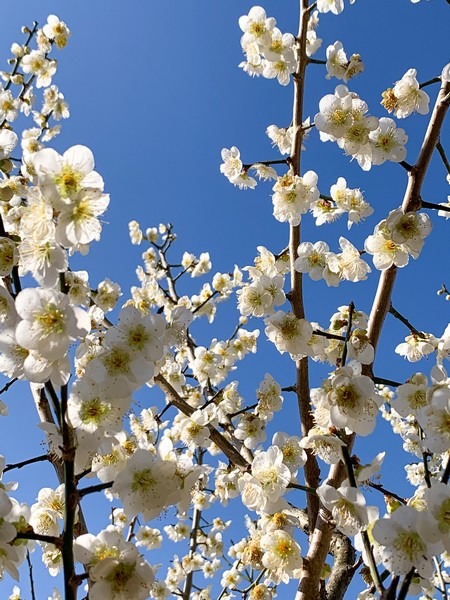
15, 287, 90, 361
73, 527, 154, 600
381, 68, 430, 118
317, 483, 378, 536
372, 506, 440, 578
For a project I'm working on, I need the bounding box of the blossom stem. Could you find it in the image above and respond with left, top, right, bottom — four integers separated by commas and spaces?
397, 568, 415, 600
78, 480, 113, 498
313, 329, 345, 341
0, 377, 18, 395
441, 456, 450, 484
373, 377, 401, 387
341, 445, 385, 594
436, 140, 450, 174
44, 381, 62, 424
229, 403, 258, 418
281, 385, 297, 392
308, 58, 326, 65
421, 199, 450, 213
192, 289, 220, 314
60, 382, 78, 600
182, 449, 205, 600
388, 304, 424, 337
339, 301, 355, 367
4, 22, 38, 90
26, 550, 36, 600
419, 76, 441, 89
289, 0, 321, 540
4, 453, 49, 473
155, 374, 249, 469
288, 481, 317, 495
421, 446, 432, 488
367, 482, 407, 505
242, 158, 289, 168
15, 532, 61, 547
398, 160, 413, 172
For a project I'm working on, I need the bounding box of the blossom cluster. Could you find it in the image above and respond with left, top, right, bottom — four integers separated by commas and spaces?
0, 4, 449, 600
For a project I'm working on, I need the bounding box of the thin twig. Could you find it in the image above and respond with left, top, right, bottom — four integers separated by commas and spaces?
389, 304, 424, 337
421, 199, 450, 213
26, 550, 37, 600
0, 377, 18, 395
78, 480, 114, 498
4, 453, 49, 473
368, 482, 407, 505
436, 139, 450, 174
397, 568, 416, 600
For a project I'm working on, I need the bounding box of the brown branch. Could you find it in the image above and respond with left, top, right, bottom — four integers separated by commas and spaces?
4, 453, 49, 473
325, 532, 357, 600
366, 77, 450, 358
155, 374, 249, 470
289, 0, 321, 541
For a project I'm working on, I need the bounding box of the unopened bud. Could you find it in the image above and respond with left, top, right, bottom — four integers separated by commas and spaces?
0, 159, 13, 174
10, 74, 24, 85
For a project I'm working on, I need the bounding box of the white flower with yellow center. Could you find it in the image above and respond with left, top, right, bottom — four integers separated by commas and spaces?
251, 446, 291, 502
260, 529, 302, 584
372, 506, 439, 578
112, 448, 180, 521
74, 527, 154, 600
32, 145, 103, 205
265, 310, 313, 357
56, 187, 110, 248
15, 287, 90, 361
318, 483, 378, 536
327, 364, 383, 435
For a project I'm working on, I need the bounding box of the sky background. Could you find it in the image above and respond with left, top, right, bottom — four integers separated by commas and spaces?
0, 1, 449, 598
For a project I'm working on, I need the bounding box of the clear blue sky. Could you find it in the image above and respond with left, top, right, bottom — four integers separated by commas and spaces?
0, 1, 449, 598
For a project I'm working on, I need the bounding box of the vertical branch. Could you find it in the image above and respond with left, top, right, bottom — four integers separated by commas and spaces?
182, 449, 205, 600
60, 383, 78, 600
289, 0, 321, 532
366, 78, 450, 354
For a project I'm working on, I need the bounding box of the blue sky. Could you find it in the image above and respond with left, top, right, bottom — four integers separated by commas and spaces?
0, 1, 449, 598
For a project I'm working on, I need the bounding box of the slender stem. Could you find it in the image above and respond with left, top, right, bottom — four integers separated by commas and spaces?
398, 160, 413, 172
192, 289, 220, 314
4, 453, 49, 473
229, 403, 258, 418
182, 450, 204, 600
78, 481, 113, 498
368, 482, 407, 505
155, 374, 249, 470
243, 158, 289, 169
288, 481, 317, 495
340, 302, 354, 367
289, 0, 320, 538
61, 382, 78, 600
433, 556, 448, 600
389, 304, 423, 337
44, 381, 62, 425
340, 447, 384, 594
436, 140, 450, 174
25, 551, 36, 600
313, 329, 345, 341
421, 199, 450, 212
15, 532, 61, 546
419, 76, 441, 89
373, 377, 401, 388
0, 377, 18, 395
3, 21, 39, 91
441, 456, 450, 484
397, 568, 415, 600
